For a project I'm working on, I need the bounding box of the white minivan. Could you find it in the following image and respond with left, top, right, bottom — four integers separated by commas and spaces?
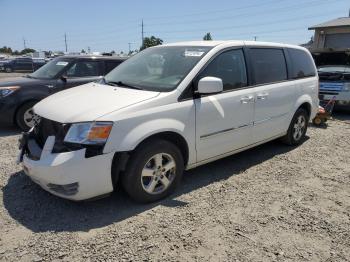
18, 41, 319, 202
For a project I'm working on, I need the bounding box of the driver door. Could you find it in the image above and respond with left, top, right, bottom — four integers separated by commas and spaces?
195, 49, 255, 162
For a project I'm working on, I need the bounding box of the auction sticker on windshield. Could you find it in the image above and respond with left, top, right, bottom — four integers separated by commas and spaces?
184, 50, 205, 57
56, 61, 69, 66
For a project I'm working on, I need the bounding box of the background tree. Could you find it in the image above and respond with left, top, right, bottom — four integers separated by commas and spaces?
203, 32, 213, 41
20, 48, 36, 55
81, 49, 86, 54
0, 46, 13, 54
140, 36, 163, 50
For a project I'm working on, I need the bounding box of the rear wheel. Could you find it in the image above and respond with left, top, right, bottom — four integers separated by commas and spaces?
122, 139, 184, 203
5, 67, 12, 73
15, 101, 40, 131
281, 108, 309, 145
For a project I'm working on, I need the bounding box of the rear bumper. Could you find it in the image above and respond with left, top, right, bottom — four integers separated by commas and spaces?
21, 136, 115, 201
320, 92, 350, 102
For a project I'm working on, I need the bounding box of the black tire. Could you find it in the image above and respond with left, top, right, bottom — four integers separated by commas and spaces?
281, 108, 309, 145
122, 139, 184, 203
5, 67, 12, 73
15, 101, 38, 131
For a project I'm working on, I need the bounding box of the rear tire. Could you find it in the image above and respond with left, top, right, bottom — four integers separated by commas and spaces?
15, 101, 39, 131
122, 139, 184, 203
281, 108, 309, 145
5, 67, 12, 73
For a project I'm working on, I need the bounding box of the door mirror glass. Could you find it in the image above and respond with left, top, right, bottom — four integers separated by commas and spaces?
197, 77, 223, 94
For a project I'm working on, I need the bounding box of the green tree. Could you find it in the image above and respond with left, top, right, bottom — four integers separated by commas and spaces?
81, 49, 86, 54
140, 36, 163, 50
203, 32, 212, 41
20, 48, 36, 55
0, 46, 12, 54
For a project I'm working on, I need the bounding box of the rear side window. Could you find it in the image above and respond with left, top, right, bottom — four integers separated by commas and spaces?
288, 49, 316, 79
66, 61, 101, 77
105, 61, 122, 74
250, 48, 287, 85
198, 49, 247, 91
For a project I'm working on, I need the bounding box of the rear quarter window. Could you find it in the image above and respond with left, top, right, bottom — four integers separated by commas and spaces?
288, 48, 316, 79
250, 48, 288, 85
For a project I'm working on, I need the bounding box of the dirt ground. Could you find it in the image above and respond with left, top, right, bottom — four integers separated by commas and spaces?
0, 72, 349, 261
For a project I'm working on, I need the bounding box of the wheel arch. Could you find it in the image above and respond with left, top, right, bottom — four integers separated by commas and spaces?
294, 95, 313, 119
13, 99, 41, 125
110, 131, 190, 188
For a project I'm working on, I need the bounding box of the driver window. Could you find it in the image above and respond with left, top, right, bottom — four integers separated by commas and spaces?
199, 49, 247, 91
66, 61, 101, 77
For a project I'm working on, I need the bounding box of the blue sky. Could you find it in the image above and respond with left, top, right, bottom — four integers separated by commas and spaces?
0, 0, 348, 53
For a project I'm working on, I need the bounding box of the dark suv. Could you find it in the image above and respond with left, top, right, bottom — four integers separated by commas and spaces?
0, 55, 127, 130
0, 57, 46, 73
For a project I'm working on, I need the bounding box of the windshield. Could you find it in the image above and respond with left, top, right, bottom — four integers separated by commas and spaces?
318, 66, 350, 73
104, 46, 212, 92
29, 57, 72, 79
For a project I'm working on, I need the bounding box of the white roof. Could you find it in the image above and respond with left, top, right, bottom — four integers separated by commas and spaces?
162, 40, 305, 50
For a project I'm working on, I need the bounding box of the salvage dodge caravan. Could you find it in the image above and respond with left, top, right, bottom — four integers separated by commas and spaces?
18, 41, 319, 202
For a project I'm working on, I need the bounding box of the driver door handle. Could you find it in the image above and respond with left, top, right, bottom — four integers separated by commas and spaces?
240, 95, 254, 104
257, 92, 269, 100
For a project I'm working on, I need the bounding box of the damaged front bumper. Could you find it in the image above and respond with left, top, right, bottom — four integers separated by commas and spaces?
18, 132, 115, 201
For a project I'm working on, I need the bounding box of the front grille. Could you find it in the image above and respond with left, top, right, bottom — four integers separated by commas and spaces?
47, 182, 79, 196
33, 118, 70, 148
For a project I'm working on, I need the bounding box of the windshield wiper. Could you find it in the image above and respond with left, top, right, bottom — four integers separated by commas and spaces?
105, 80, 142, 90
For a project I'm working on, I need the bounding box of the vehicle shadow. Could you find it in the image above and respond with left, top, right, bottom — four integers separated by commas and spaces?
0, 126, 20, 137
2, 139, 305, 233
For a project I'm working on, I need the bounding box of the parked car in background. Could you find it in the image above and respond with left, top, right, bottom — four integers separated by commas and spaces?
18, 41, 318, 202
0, 55, 127, 130
0, 57, 46, 73
313, 52, 350, 108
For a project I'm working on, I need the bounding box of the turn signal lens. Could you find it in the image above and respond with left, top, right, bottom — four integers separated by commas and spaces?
88, 124, 112, 141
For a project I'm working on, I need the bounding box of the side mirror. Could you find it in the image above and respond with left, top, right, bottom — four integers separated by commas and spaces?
197, 77, 223, 94
60, 75, 67, 82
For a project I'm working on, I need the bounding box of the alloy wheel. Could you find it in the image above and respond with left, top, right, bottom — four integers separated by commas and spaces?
141, 153, 176, 195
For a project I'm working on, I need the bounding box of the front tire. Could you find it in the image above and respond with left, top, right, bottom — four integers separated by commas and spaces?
281, 108, 309, 145
122, 139, 184, 203
15, 101, 39, 131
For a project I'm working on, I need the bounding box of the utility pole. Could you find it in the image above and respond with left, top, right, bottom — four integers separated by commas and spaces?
128, 42, 134, 54
23, 37, 26, 49
141, 19, 144, 48
64, 33, 68, 53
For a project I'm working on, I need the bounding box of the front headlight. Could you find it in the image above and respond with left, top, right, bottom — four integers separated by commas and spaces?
0, 86, 20, 98
64, 122, 113, 145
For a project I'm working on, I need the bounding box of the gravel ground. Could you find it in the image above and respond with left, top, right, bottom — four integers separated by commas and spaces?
0, 72, 349, 261
0, 116, 349, 261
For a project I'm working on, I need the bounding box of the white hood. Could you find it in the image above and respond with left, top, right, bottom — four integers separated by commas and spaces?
34, 82, 160, 123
